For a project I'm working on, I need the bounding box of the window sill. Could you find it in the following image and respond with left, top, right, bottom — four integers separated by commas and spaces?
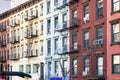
83, 20, 90, 24
111, 42, 120, 46
71, 75, 77, 78
111, 10, 120, 15
96, 15, 104, 20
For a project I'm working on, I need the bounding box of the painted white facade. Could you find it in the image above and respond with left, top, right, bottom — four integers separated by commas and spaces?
44, 0, 70, 79
9, 0, 45, 80
11, 0, 29, 8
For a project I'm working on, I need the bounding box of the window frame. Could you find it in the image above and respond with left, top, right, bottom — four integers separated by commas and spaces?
96, 0, 103, 17
111, 22, 120, 43
83, 30, 89, 48
112, 0, 120, 12
112, 54, 120, 74
96, 56, 103, 76
72, 59, 77, 75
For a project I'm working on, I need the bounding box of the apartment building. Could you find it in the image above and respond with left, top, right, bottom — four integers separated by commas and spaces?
69, 0, 120, 80
44, 0, 70, 79
9, 0, 45, 80
0, 11, 10, 80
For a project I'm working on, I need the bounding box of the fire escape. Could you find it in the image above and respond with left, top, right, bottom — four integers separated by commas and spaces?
24, 9, 38, 58
0, 23, 7, 62
9, 17, 20, 60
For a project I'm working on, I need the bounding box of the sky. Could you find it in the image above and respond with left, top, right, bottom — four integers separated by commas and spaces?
0, 0, 11, 14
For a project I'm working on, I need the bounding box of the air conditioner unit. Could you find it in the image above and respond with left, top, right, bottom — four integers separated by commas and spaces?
83, 16, 89, 23
82, 71, 88, 76
93, 39, 103, 46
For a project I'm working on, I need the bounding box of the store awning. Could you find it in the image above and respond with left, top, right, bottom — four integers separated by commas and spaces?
1, 71, 32, 78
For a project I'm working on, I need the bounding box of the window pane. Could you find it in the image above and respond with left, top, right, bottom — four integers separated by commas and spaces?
113, 64, 120, 73
113, 55, 120, 64
113, 23, 119, 33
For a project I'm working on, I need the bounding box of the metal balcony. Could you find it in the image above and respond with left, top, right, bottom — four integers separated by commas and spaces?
56, 1, 69, 9
10, 54, 20, 60
69, 43, 79, 53
55, 21, 69, 32
0, 55, 6, 62
24, 29, 38, 39
25, 50, 38, 58
10, 36, 20, 44
24, 11, 38, 21
14, 20, 20, 26
69, 18, 79, 29
9, 20, 15, 27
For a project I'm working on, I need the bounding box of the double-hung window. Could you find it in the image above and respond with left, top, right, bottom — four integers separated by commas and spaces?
112, 22, 120, 43
97, 56, 103, 75
47, 39, 51, 55
112, 55, 120, 73
72, 59, 77, 75
72, 33, 77, 50
47, 1, 51, 14
96, 0, 103, 17
55, 61, 59, 74
96, 27, 103, 39
54, 16, 58, 28
72, 9, 77, 24
112, 0, 120, 12
84, 58, 89, 74
83, 4, 89, 21
47, 19, 51, 34
83, 31, 89, 48
54, 38, 58, 53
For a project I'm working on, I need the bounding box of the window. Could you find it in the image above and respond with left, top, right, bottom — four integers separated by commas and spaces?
96, 27, 103, 39
21, 45, 24, 58
14, 47, 16, 55
55, 61, 59, 74
63, 0, 67, 5
35, 42, 38, 55
40, 63, 44, 79
112, 55, 120, 73
40, 40, 44, 55
62, 13, 67, 29
97, 56, 103, 75
54, 16, 58, 28
72, 33, 77, 50
63, 60, 67, 76
33, 64, 39, 73
83, 4, 89, 20
112, 22, 120, 43
84, 58, 89, 74
47, 39, 51, 55
72, 9, 77, 24
48, 62, 51, 77
26, 65, 31, 73
19, 65, 24, 72
112, 0, 120, 12
63, 36, 68, 52
96, 0, 103, 17
83, 31, 89, 48
47, 19, 51, 34
54, 38, 58, 53
40, 4, 43, 16
72, 59, 77, 75
21, 28, 24, 40
47, 1, 51, 14
18, 46, 20, 57
54, 0, 58, 6
40, 21, 43, 35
